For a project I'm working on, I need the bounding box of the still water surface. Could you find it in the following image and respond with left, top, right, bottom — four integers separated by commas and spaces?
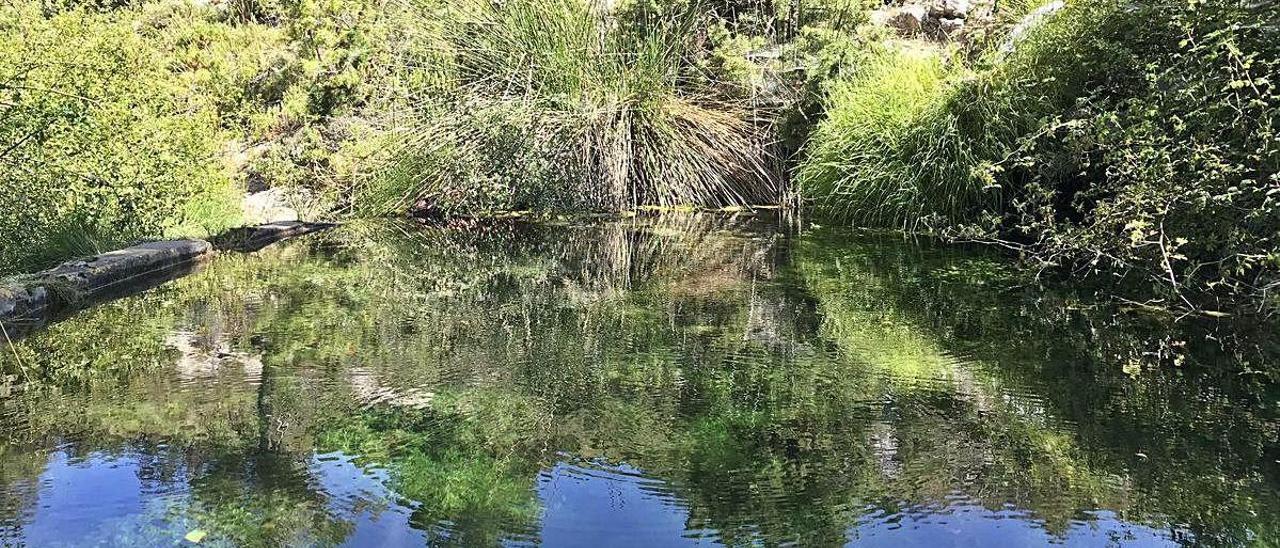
1, 215, 1277, 546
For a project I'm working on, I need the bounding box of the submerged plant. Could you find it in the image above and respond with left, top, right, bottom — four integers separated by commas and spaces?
355, 0, 782, 215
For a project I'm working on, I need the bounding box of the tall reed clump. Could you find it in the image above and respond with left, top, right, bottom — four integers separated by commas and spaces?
796, 46, 977, 228
354, 0, 782, 216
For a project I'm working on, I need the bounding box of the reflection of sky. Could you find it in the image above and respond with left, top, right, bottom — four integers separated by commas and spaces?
13, 450, 197, 547
6, 449, 421, 547
528, 461, 1181, 548
531, 461, 718, 547
847, 506, 1180, 547
7, 451, 1183, 547
18, 451, 148, 546
310, 451, 427, 547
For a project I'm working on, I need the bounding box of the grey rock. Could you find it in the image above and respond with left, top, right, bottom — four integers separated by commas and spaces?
0, 285, 50, 330
931, 0, 971, 18
874, 4, 928, 35
939, 17, 966, 36
1001, 0, 1066, 53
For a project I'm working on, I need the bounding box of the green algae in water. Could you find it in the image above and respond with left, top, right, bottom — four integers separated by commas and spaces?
0, 216, 1276, 546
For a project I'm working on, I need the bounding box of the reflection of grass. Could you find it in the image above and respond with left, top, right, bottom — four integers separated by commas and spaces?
799, 247, 961, 383
4, 219, 1275, 546
794, 235, 1131, 532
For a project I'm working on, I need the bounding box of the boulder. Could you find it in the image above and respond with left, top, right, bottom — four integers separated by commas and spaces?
243, 188, 300, 225
931, 0, 971, 18
876, 4, 928, 35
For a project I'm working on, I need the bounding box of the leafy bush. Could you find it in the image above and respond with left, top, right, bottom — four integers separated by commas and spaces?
140, 0, 381, 196
800, 0, 1280, 314
0, 2, 240, 274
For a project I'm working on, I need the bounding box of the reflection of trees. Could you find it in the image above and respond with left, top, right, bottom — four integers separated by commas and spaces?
0, 447, 44, 542
0, 216, 1275, 546
793, 229, 1280, 545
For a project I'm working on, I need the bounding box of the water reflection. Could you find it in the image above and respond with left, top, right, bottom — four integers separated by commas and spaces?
1, 215, 1276, 546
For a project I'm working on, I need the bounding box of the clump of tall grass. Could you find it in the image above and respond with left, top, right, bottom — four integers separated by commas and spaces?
797, 1, 1122, 230
801, 0, 1280, 314
354, 0, 782, 216
796, 46, 981, 228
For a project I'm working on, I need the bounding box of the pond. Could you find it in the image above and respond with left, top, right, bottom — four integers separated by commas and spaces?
1, 215, 1277, 546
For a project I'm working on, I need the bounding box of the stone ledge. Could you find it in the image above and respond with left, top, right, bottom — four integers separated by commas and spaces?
1, 240, 212, 340
0, 285, 50, 336
40, 239, 213, 297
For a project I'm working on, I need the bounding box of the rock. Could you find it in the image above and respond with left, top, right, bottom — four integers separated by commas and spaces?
938, 17, 966, 36
1, 241, 209, 340
1002, 0, 1065, 53
40, 240, 213, 298
0, 285, 50, 335
931, 0, 971, 18
877, 4, 928, 35
243, 188, 299, 225
2, 220, 334, 342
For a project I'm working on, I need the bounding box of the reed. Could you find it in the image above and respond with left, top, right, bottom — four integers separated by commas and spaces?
355, 0, 782, 216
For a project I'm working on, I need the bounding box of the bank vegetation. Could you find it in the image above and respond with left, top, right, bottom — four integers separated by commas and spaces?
2, 0, 1276, 316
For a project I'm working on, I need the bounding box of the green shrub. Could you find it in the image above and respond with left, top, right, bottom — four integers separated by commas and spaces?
800, 0, 1280, 313
797, 45, 974, 227
0, 2, 240, 274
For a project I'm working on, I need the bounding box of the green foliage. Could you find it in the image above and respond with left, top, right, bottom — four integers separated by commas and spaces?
137, 0, 381, 195
800, 0, 1280, 313
0, 0, 399, 274
797, 45, 977, 226
0, 2, 240, 273
356, 0, 782, 216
